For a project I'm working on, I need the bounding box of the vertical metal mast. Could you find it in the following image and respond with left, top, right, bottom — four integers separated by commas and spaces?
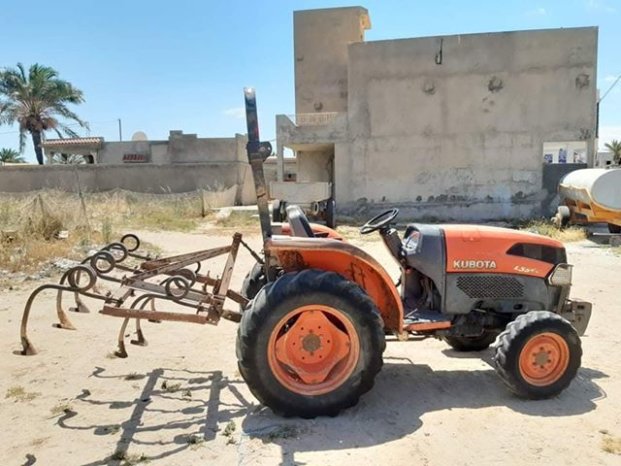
243, 88, 274, 274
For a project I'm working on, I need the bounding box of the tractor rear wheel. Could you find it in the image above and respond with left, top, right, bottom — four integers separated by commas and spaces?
443, 331, 498, 352
493, 311, 581, 399
325, 198, 336, 229
239, 263, 266, 311
236, 269, 385, 418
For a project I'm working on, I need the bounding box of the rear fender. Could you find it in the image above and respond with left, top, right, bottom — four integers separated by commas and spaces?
267, 237, 403, 331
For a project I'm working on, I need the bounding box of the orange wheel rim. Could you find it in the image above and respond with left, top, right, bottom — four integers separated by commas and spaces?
267, 305, 360, 396
519, 332, 570, 386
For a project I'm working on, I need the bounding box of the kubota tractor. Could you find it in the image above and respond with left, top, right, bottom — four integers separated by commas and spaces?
238, 88, 592, 418
18, 89, 593, 421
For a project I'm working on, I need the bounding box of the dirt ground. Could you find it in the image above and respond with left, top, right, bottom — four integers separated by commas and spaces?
1, 228, 620, 466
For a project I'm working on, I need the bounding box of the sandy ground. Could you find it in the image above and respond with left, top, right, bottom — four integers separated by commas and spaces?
1, 228, 620, 466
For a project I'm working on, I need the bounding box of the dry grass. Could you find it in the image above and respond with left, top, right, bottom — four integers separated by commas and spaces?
5, 385, 40, 402
111, 450, 149, 465
50, 402, 74, 416
212, 210, 260, 231
0, 190, 214, 273
601, 435, 621, 455
520, 220, 587, 242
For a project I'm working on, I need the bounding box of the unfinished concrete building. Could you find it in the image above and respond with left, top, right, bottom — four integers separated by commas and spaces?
274, 6, 598, 221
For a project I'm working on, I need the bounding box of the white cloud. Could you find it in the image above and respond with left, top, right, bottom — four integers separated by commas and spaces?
585, 0, 617, 13
526, 7, 547, 16
223, 107, 246, 119
598, 125, 621, 149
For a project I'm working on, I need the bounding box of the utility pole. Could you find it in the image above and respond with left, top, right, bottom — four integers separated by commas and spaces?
118, 118, 123, 141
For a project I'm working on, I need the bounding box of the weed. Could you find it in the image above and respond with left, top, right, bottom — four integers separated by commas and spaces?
223, 420, 237, 444
0, 190, 212, 273
50, 402, 74, 416
184, 434, 204, 449
520, 220, 587, 242
111, 451, 149, 465
161, 380, 181, 393
214, 210, 259, 230
5, 385, 40, 402
601, 434, 621, 455
102, 217, 113, 243
99, 424, 121, 435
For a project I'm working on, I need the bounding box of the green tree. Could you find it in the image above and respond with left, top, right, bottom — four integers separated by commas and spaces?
605, 139, 621, 164
0, 147, 26, 164
0, 63, 88, 165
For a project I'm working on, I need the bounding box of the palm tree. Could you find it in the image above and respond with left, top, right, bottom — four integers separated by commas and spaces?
51, 153, 86, 165
0, 147, 26, 164
0, 63, 88, 165
604, 139, 621, 165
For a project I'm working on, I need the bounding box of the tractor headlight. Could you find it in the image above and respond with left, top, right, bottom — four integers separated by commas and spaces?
548, 264, 573, 286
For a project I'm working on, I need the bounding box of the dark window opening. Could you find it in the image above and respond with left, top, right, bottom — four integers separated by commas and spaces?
507, 243, 567, 265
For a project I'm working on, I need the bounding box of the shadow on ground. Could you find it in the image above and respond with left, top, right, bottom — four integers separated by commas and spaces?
241, 356, 607, 464
43, 354, 607, 466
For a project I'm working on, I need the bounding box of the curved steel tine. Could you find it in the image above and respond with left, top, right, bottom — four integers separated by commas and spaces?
71, 291, 91, 314
114, 317, 130, 358
54, 270, 76, 331
131, 299, 151, 347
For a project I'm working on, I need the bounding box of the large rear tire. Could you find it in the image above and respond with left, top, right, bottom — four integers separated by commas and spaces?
239, 263, 266, 311
493, 311, 581, 399
325, 198, 336, 229
444, 331, 498, 352
236, 269, 385, 418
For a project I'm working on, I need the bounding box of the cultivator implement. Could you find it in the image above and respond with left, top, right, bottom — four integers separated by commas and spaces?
19, 88, 273, 362
20, 232, 252, 357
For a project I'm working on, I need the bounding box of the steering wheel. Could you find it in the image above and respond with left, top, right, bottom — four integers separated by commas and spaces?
360, 208, 399, 235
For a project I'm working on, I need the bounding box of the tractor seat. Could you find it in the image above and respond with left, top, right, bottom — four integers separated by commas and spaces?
286, 205, 314, 238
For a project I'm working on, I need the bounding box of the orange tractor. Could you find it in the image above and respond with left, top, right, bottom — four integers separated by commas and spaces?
238, 89, 592, 417
18, 89, 592, 419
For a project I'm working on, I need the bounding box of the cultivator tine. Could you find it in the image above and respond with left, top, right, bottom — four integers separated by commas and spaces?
18, 232, 247, 357
69, 292, 91, 314
54, 271, 77, 330
115, 317, 131, 358
131, 318, 148, 347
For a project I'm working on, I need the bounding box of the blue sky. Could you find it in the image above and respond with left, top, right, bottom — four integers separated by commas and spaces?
0, 0, 619, 162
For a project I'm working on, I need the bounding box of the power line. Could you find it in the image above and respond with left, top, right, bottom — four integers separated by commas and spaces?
599, 73, 621, 103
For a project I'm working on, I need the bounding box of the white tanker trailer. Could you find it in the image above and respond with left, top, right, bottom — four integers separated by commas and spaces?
555, 168, 621, 233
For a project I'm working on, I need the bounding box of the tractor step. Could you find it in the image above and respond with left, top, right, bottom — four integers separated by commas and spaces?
404, 309, 451, 332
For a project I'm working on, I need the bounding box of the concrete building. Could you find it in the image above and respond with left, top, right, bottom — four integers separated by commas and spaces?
41, 131, 248, 166
275, 7, 598, 220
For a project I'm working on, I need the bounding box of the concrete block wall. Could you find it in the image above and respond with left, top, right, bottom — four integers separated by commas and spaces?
337, 27, 598, 220
294, 7, 370, 114
0, 163, 256, 206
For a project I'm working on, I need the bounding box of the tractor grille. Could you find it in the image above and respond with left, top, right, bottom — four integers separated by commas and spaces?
456, 275, 524, 299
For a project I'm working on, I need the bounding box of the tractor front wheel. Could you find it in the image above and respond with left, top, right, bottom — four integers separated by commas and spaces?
493, 311, 581, 399
236, 269, 385, 418
444, 331, 498, 352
